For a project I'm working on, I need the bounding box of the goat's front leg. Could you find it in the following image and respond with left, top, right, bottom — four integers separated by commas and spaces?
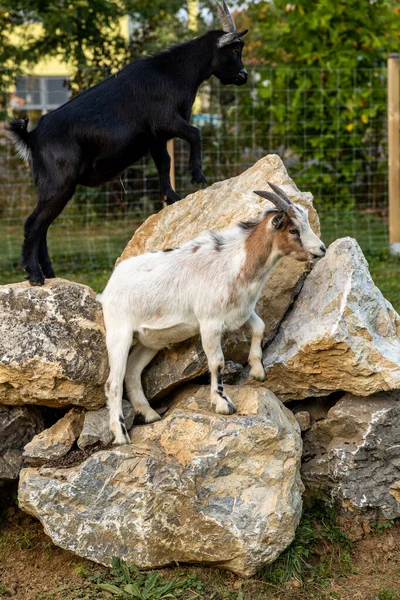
173, 118, 206, 186
247, 311, 266, 382
150, 142, 181, 205
200, 323, 236, 415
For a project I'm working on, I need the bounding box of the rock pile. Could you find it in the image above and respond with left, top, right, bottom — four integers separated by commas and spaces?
1, 154, 400, 576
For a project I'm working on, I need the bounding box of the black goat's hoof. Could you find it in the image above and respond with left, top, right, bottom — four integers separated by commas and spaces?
165, 193, 182, 205
29, 279, 45, 286
191, 172, 207, 186
27, 273, 45, 286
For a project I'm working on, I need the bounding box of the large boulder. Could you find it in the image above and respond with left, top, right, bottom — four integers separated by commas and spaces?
0, 279, 107, 409
19, 385, 303, 577
120, 155, 318, 400
302, 392, 400, 519
0, 405, 45, 483
263, 237, 400, 401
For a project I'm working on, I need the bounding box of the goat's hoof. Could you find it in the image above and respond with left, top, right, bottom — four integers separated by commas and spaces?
191, 172, 207, 186
29, 277, 45, 286
249, 365, 266, 382
26, 269, 45, 286
215, 396, 236, 415
136, 407, 162, 424
165, 193, 182, 205
111, 425, 131, 445
112, 432, 131, 446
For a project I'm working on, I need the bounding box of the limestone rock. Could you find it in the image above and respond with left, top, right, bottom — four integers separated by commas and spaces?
0, 405, 45, 483
77, 400, 135, 449
23, 408, 85, 465
302, 392, 400, 519
263, 238, 400, 401
0, 279, 107, 409
119, 155, 317, 400
19, 385, 303, 577
294, 411, 311, 432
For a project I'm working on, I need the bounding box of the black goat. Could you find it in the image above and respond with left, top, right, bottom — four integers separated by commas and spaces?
6, 1, 248, 286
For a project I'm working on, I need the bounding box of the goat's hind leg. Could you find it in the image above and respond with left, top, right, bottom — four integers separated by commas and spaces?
125, 343, 160, 424
105, 327, 134, 445
247, 311, 266, 381
23, 178, 75, 285
200, 323, 236, 415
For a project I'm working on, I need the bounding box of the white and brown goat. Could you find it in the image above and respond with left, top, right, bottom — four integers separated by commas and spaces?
99, 183, 326, 445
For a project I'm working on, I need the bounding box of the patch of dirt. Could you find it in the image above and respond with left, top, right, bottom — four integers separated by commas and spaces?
44, 441, 113, 469
0, 508, 108, 600
1, 509, 400, 599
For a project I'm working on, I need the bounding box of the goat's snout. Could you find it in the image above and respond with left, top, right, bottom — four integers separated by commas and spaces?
236, 68, 248, 84
311, 244, 327, 259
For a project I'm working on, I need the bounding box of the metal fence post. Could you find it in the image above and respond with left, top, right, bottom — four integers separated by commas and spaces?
167, 139, 175, 191
388, 53, 400, 254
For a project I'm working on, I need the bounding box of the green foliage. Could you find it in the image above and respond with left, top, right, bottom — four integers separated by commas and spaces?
258, 500, 352, 586
375, 589, 400, 600
370, 519, 397, 534
87, 557, 206, 599
0, 0, 189, 92
235, 0, 400, 211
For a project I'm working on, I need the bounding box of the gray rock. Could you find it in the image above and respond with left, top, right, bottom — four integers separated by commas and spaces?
23, 408, 85, 465
78, 400, 135, 449
263, 238, 400, 401
0, 405, 45, 483
302, 391, 400, 518
294, 411, 311, 432
0, 279, 108, 409
19, 385, 303, 577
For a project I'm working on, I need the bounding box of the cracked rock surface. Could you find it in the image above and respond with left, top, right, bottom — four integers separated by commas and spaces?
302, 391, 400, 519
263, 238, 400, 401
19, 385, 303, 577
0, 405, 45, 483
0, 279, 108, 409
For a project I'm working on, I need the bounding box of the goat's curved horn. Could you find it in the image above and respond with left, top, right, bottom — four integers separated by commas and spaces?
217, 1, 236, 33
253, 190, 290, 213
267, 182, 294, 205
217, 30, 248, 48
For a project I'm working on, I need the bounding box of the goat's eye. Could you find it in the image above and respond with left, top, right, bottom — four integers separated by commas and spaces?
232, 49, 239, 55
289, 228, 299, 235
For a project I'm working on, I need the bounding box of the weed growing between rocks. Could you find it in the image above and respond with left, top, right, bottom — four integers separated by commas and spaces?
258, 500, 352, 586
87, 557, 206, 599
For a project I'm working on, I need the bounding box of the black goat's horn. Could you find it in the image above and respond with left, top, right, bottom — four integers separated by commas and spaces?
217, 0, 236, 33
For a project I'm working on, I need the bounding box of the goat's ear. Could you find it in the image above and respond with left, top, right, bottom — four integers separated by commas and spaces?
217, 30, 248, 48
271, 212, 285, 229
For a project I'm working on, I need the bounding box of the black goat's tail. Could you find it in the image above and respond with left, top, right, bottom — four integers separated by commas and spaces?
5, 118, 32, 163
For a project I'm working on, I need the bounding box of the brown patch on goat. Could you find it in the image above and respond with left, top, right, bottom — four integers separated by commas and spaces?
192, 245, 200, 253
242, 215, 275, 281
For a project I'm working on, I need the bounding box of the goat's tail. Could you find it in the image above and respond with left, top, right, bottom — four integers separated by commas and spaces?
5, 118, 32, 163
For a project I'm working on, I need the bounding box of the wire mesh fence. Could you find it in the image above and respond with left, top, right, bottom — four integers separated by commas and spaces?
0, 64, 389, 285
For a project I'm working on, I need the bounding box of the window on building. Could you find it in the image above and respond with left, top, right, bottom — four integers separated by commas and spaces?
13, 76, 70, 110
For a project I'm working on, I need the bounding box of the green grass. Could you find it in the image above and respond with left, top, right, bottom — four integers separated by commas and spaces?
87, 558, 206, 599
258, 500, 352, 587
375, 590, 400, 600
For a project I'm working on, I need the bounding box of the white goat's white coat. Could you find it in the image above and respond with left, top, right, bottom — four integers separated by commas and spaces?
100, 185, 325, 445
